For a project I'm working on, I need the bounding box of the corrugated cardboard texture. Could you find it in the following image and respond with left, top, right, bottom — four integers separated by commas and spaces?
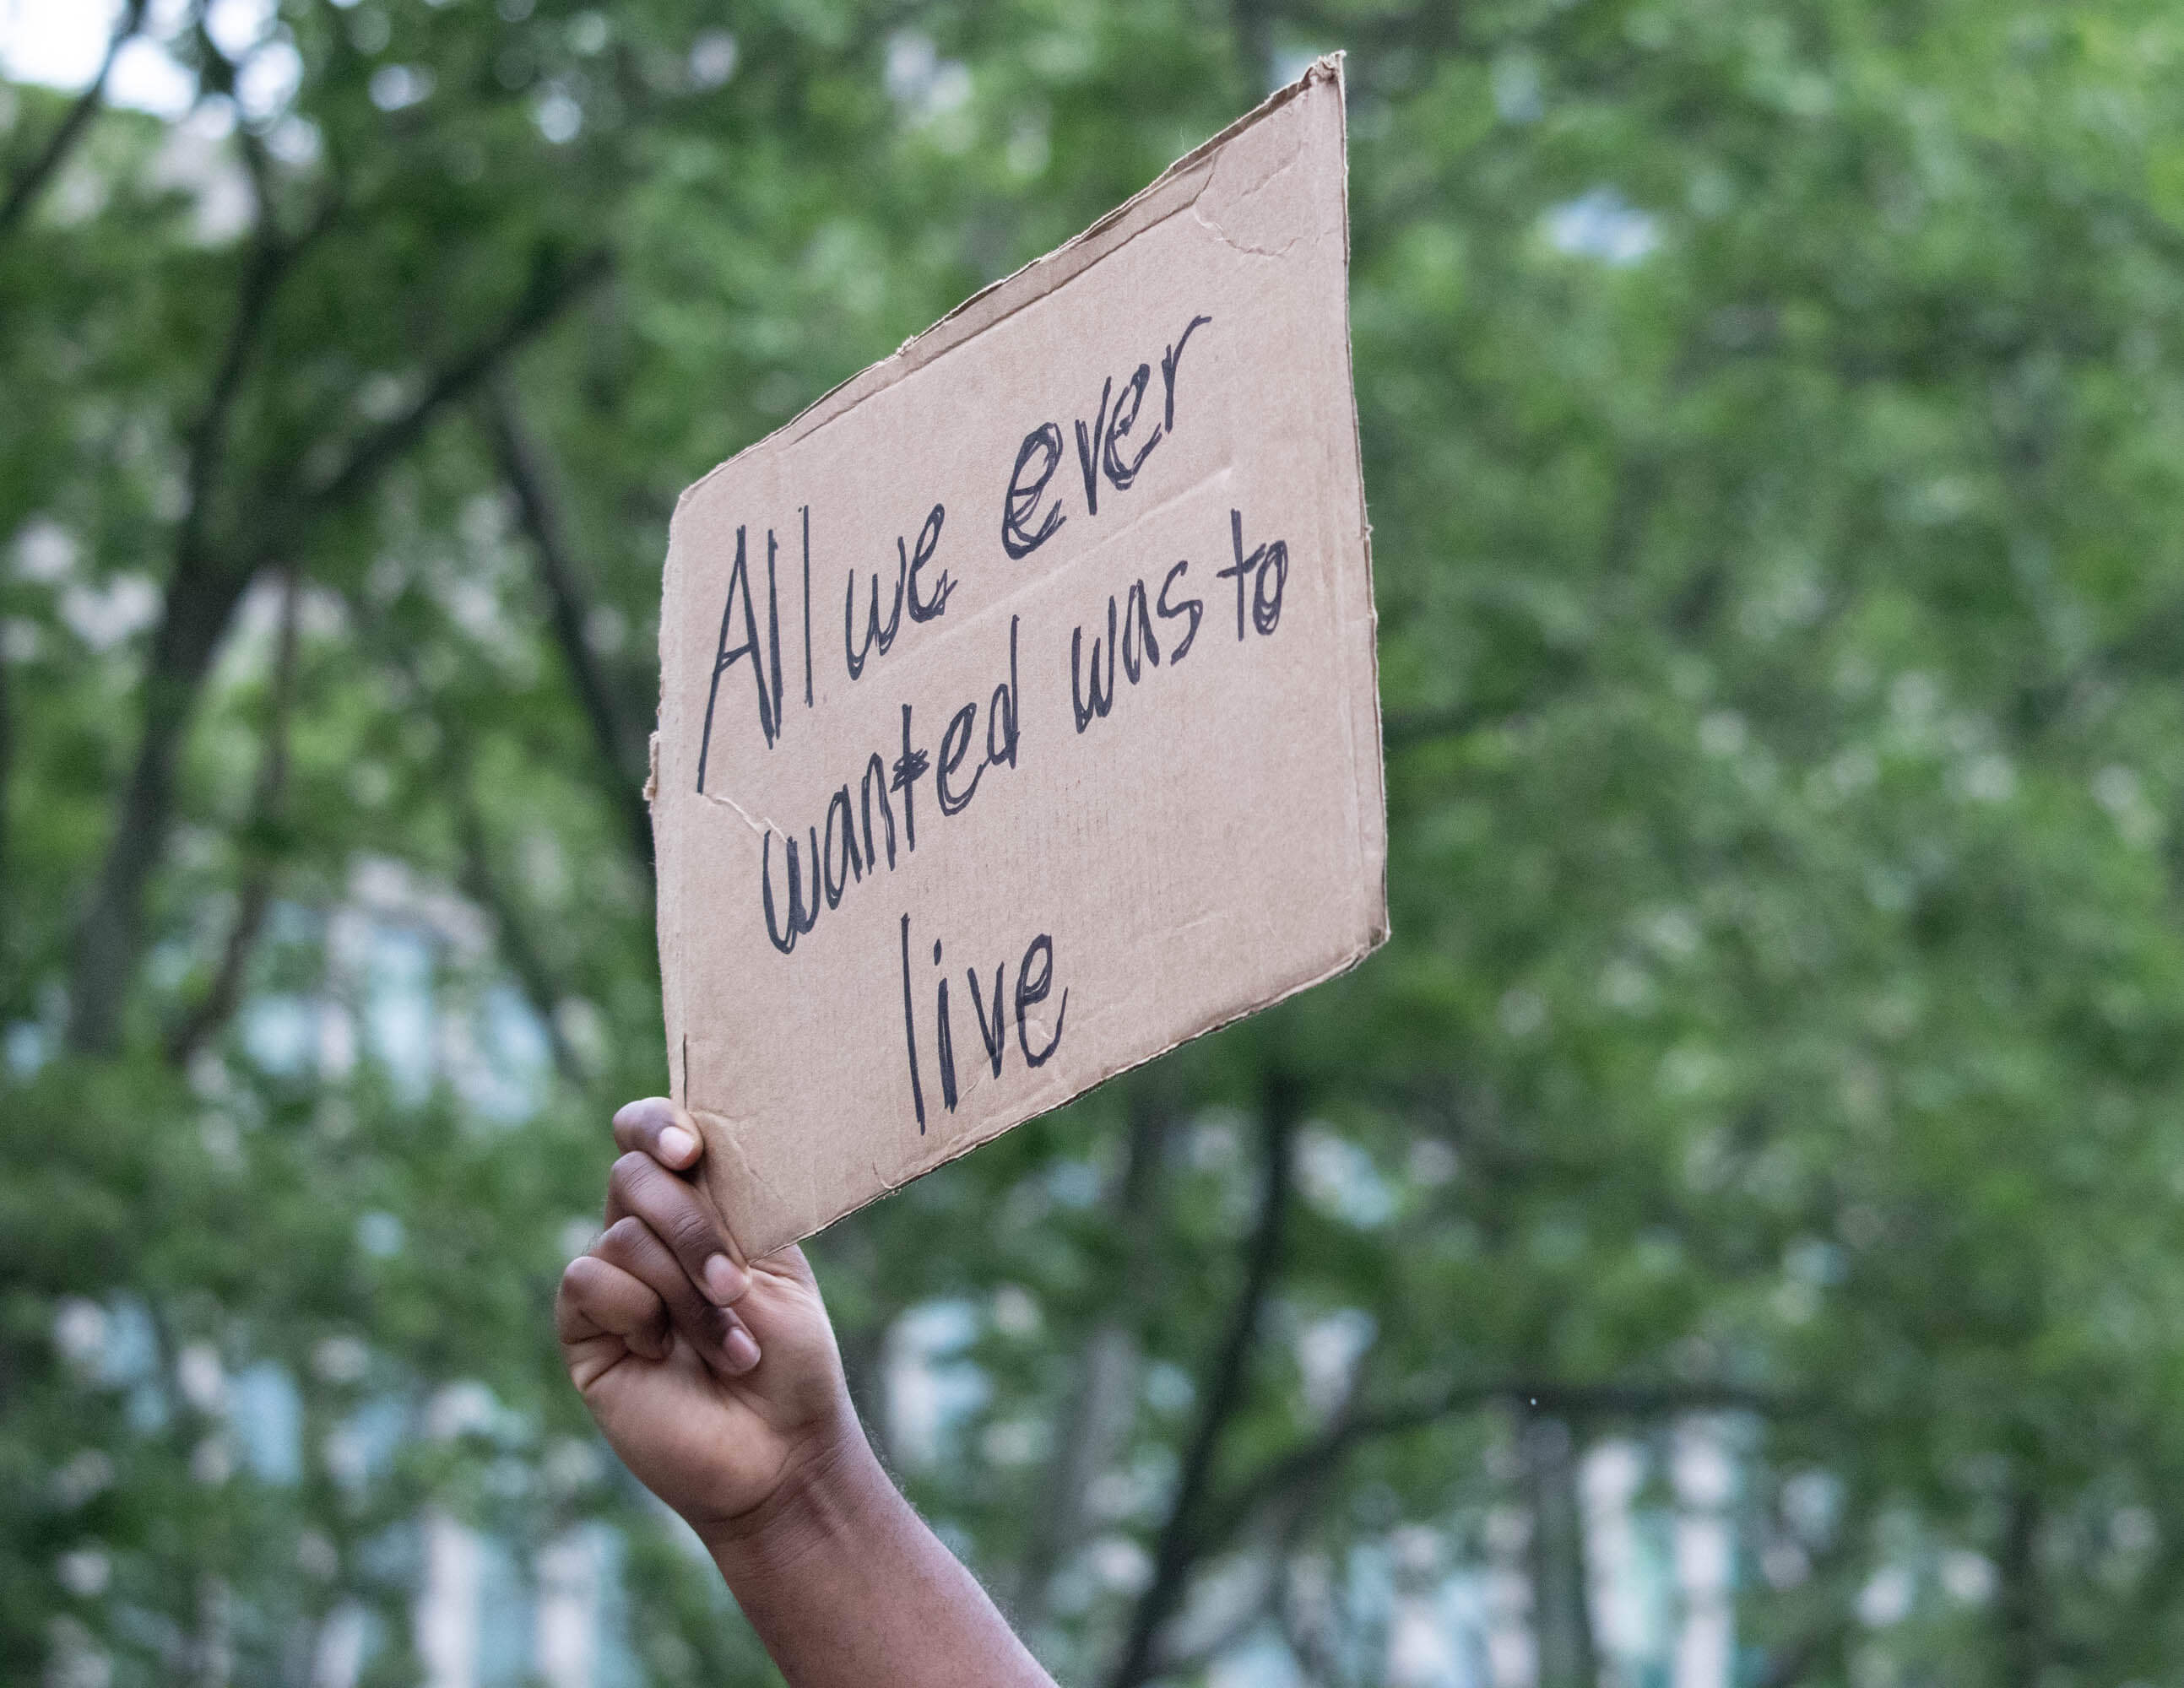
653, 58, 1386, 1258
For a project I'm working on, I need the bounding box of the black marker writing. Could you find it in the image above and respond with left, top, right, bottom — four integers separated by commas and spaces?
1217, 507, 1288, 641
933, 938, 958, 1112
1016, 933, 1066, 1068
845, 547, 904, 681
1157, 559, 1203, 662
766, 528, 784, 729
904, 504, 952, 624
1102, 364, 1158, 490
1121, 576, 1161, 683
999, 311, 1213, 560
697, 525, 774, 792
761, 825, 821, 954
1070, 598, 1116, 733
898, 912, 925, 1132
967, 962, 1007, 1077
1161, 314, 1211, 431
892, 703, 928, 852
1073, 376, 1113, 518
899, 912, 1070, 1123
848, 505, 952, 678
1002, 424, 1066, 560
823, 787, 862, 907
756, 622, 1022, 953
1070, 565, 1207, 735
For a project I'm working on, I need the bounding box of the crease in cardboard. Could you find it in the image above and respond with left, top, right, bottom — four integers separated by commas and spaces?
696, 784, 778, 837
689, 1108, 771, 1263
1191, 122, 1307, 258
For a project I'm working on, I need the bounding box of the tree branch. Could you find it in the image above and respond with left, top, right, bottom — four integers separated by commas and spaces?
2000, 1480, 2044, 1688
0, 0, 147, 245
1753, 1619, 1851, 1688
1380, 670, 1587, 753
480, 380, 653, 867
1106, 1070, 1298, 1688
380, 630, 583, 1088
1012, 1094, 1172, 1626
67, 159, 310, 1056
1159, 1376, 1361, 1679
0, 0, 184, 964
1194, 1377, 1793, 1566
0, 621, 14, 982
1382, 701, 1507, 750
1524, 1409, 1596, 1688
67, 242, 612, 1053
269, 246, 613, 551
450, 762, 583, 1088
165, 570, 301, 1069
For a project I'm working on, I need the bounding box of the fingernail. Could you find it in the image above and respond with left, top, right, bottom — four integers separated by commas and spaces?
702, 1254, 747, 1305
659, 1125, 697, 1166
721, 1327, 760, 1374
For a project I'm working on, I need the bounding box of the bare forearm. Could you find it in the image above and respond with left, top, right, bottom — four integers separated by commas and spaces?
706, 1432, 1055, 1688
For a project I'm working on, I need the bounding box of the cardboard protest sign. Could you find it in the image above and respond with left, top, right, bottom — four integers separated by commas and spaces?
649, 57, 1386, 1258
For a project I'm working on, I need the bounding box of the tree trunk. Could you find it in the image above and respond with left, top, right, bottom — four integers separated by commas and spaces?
1106, 1069, 1298, 1688
67, 550, 256, 1052
64, 249, 609, 1053
0, 634, 13, 984
1523, 1411, 1597, 1688
166, 570, 301, 1069
483, 383, 653, 868
2000, 1484, 2042, 1688
1012, 1096, 1170, 1625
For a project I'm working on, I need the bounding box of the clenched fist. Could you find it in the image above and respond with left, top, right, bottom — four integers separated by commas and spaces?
555, 1097, 858, 1545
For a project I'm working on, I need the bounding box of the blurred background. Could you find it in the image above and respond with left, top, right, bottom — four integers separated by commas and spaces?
7, 1, 2184, 1685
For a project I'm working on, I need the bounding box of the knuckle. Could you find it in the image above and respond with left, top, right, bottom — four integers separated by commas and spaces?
554, 1263, 595, 1328
597, 1215, 650, 1263
567, 1252, 610, 1287
666, 1207, 717, 1262
606, 1151, 651, 1202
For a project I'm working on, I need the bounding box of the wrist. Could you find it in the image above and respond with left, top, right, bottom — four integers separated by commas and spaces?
698, 1410, 892, 1583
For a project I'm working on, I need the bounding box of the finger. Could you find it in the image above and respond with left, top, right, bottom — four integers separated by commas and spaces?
595, 1216, 759, 1376
611, 1097, 702, 1172
605, 1150, 749, 1307
556, 1254, 670, 1361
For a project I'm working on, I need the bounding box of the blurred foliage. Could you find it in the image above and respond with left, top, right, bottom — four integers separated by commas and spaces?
8, 1, 2184, 1685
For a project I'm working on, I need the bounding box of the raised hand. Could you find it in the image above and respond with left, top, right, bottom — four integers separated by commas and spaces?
556, 1096, 1054, 1688
555, 1097, 858, 1542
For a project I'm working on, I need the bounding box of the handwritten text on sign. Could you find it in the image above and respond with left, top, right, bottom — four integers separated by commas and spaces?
689, 313, 1303, 1130
654, 62, 1384, 1255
